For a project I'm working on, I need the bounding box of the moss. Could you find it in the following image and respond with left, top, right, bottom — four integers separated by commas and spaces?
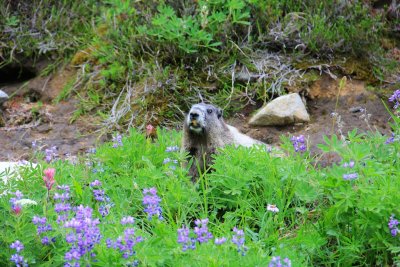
340, 58, 377, 82
301, 70, 321, 83
71, 47, 97, 65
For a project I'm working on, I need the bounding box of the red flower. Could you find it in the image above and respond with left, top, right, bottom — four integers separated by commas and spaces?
146, 124, 157, 139
13, 205, 22, 215
43, 168, 56, 191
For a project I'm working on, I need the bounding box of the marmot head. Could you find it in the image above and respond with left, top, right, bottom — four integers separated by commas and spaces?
186, 103, 223, 135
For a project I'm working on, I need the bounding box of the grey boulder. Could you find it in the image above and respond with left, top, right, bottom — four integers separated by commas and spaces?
0, 90, 9, 104
249, 93, 310, 126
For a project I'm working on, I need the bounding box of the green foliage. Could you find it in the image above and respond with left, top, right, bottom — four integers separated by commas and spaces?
2, 0, 395, 130
0, 0, 98, 66
138, 5, 221, 54
315, 134, 399, 265
2, 115, 400, 266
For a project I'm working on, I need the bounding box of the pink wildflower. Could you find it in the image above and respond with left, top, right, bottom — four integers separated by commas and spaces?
43, 168, 56, 190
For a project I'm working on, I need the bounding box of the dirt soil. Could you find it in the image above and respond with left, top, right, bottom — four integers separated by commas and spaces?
0, 69, 394, 164
0, 67, 105, 161
228, 75, 393, 166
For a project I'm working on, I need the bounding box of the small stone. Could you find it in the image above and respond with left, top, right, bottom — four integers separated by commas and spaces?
349, 106, 363, 113
36, 124, 52, 133
0, 90, 9, 104
249, 93, 310, 126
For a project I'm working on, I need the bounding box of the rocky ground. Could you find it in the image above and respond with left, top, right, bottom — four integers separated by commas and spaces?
229, 74, 393, 166
0, 66, 106, 161
0, 65, 395, 164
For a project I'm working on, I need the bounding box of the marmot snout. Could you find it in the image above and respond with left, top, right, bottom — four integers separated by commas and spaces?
186, 103, 223, 135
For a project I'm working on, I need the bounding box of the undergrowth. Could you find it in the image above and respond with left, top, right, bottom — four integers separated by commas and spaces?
1, 96, 400, 266
1, 0, 398, 131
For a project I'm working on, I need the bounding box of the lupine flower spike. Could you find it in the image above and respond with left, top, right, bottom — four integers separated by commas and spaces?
232, 227, 248, 256
194, 218, 213, 243
177, 225, 196, 251
389, 214, 399, 237
290, 135, 307, 153
142, 187, 163, 220
10, 240, 28, 267
269, 256, 292, 267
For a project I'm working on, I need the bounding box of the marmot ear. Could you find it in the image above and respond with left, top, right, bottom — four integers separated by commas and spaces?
217, 108, 223, 119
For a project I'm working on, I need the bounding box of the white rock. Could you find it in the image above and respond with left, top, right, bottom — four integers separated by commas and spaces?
249, 93, 310, 126
0, 90, 9, 104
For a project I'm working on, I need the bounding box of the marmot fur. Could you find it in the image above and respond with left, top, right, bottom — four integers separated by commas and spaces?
182, 103, 269, 181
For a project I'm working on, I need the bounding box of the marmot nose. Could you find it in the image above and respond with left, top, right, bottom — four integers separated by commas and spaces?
190, 112, 199, 120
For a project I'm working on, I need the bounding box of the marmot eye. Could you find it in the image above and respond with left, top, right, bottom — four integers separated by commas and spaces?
207, 109, 213, 114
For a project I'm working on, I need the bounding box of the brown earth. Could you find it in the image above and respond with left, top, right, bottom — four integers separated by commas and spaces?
228, 75, 393, 166
0, 66, 105, 161
0, 68, 395, 164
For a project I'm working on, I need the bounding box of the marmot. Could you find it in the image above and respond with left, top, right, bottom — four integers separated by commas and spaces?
182, 103, 270, 181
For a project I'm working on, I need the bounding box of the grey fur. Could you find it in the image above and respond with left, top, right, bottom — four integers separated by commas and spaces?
182, 103, 264, 181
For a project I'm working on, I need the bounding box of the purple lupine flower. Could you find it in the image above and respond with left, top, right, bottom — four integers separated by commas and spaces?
232, 227, 248, 256
126, 260, 139, 267
44, 146, 58, 163
177, 225, 196, 251
64, 205, 102, 266
10, 240, 24, 252
90, 180, 102, 187
57, 185, 70, 192
214, 237, 227, 245
389, 89, 400, 109
10, 253, 28, 267
194, 218, 213, 243
290, 135, 307, 153
389, 214, 399, 237
10, 240, 28, 267
162, 158, 179, 170
112, 133, 123, 148
106, 217, 143, 263
385, 133, 397, 144
89, 180, 113, 217
54, 185, 71, 224
93, 189, 106, 202
165, 146, 179, 152
268, 256, 292, 267
99, 203, 113, 217
32, 216, 53, 245
343, 173, 358, 181
142, 187, 163, 220
342, 161, 358, 181
53, 193, 70, 202
41, 236, 50, 245
342, 160, 355, 168
163, 158, 177, 164
54, 203, 72, 213
121, 217, 135, 225
163, 158, 171, 164
32, 216, 46, 225
66, 233, 77, 243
